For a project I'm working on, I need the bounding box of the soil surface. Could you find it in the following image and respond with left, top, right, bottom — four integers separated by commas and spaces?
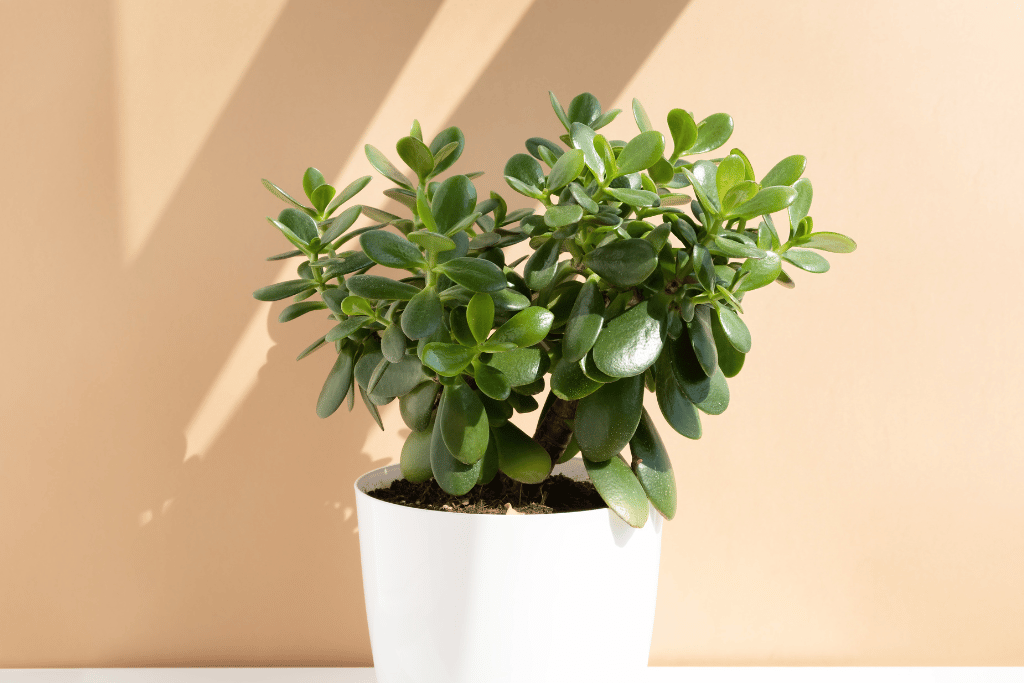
366, 472, 606, 515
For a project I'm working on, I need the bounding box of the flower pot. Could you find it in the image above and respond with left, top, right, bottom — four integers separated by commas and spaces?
354, 457, 663, 683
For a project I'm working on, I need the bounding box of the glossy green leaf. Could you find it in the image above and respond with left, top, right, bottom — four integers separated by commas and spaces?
713, 234, 766, 259
407, 229, 456, 254
593, 300, 664, 378
523, 238, 560, 290
346, 274, 421, 300
696, 367, 729, 415
302, 167, 327, 199
630, 409, 676, 519
381, 322, 407, 363
401, 286, 442, 340
473, 361, 511, 400
399, 381, 440, 432
504, 153, 545, 191
296, 334, 328, 361
400, 423, 434, 482
261, 179, 313, 214
686, 306, 718, 376
266, 249, 303, 262
802, 231, 857, 253
715, 307, 751, 353
632, 98, 653, 132
490, 306, 554, 348
592, 108, 621, 130
359, 230, 425, 269
277, 207, 319, 243
783, 249, 830, 273
449, 307, 476, 347
430, 414, 481, 496
492, 422, 552, 484
671, 334, 711, 403
788, 178, 813, 233
567, 92, 601, 127
570, 123, 605, 181
321, 205, 363, 244
585, 455, 649, 528
549, 91, 571, 131
761, 154, 807, 187
365, 144, 413, 189
428, 126, 465, 175
526, 137, 565, 161
491, 287, 531, 313
735, 250, 782, 292
568, 182, 599, 213
547, 149, 585, 191
432, 175, 477, 234
484, 347, 549, 387
431, 140, 461, 173
686, 113, 734, 155
604, 187, 659, 207
716, 154, 747, 199
655, 350, 702, 439
681, 161, 721, 215
316, 346, 354, 418
325, 316, 368, 342
575, 374, 644, 462
421, 343, 476, 377
279, 300, 326, 323
324, 175, 372, 217
544, 204, 584, 228
585, 239, 658, 288
729, 186, 797, 220
549, 357, 603, 401
439, 381, 489, 464
310, 184, 336, 214
341, 294, 373, 317
360, 353, 429, 400
667, 109, 698, 160
710, 314, 745, 378
253, 279, 315, 302
396, 136, 434, 181
437, 257, 506, 293
467, 292, 494, 344
616, 131, 666, 175
562, 278, 605, 363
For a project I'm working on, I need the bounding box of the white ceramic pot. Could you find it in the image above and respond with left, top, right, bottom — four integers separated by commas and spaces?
354, 457, 663, 683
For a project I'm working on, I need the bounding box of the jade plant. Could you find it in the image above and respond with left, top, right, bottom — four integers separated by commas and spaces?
253, 92, 856, 527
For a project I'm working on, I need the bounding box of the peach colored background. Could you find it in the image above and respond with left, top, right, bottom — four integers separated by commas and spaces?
1, 0, 1022, 668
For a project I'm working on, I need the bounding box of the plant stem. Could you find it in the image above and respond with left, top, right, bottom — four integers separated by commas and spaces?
533, 393, 578, 463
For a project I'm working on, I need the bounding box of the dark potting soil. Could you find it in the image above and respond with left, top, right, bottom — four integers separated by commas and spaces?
366, 472, 606, 515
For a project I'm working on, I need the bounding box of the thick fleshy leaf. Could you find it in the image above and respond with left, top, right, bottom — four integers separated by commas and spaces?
686, 113, 734, 155
439, 382, 489, 464
428, 126, 464, 175
721, 180, 759, 214
716, 154, 747, 199
399, 381, 440, 432
567, 92, 601, 126
430, 414, 482, 496
615, 131, 665, 175
713, 234, 766, 259
802, 231, 857, 253
421, 343, 476, 376
473, 362, 511, 400
396, 136, 434, 181
585, 455, 649, 528
686, 306, 717, 376
432, 175, 477, 234
632, 98, 653, 132
491, 287, 531, 313
544, 204, 584, 228
316, 346, 354, 418
253, 279, 315, 301
346, 274, 421, 300
568, 182, 599, 213
592, 300, 664, 378
630, 409, 677, 519
550, 357, 602, 401
359, 230, 425, 269
761, 154, 807, 187
437, 257, 507, 293
296, 334, 328, 361
401, 286, 442, 340
696, 367, 729, 415
783, 249, 831, 273
325, 175, 372, 217
711, 313, 745, 378
575, 374, 644, 462
492, 422, 552, 484
570, 123, 605, 181
449, 307, 476, 347
381, 322, 407, 363
400, 424, 434, 483
466, 292, 494, 343
303, 167, 327, 199
321, 205, 363, 244
547, 149, 585, 191
523, 238, 560, 290
671, 334, 711, 403
655, 350, 702, 439
729, 186, 797, 220
359, 354, 429, 401
549, 91, 571, 131
478, 438, 500, 485
365, 144, 413, 189
735, 251, 782, 292
504, 153, 545, 191
261, 179, 313, 214
490, 307, 554, 348
526, 137, 565, 161
310, 184, 336, 214
604, 187, 659, 207
325, 316, 368, 342
484, 347, 549, 387
407, 230, 456, 254
667, 108, 698, 160
278, 207, 319, 243
585, 239, 658, 288
681, 161, 721, 215
562, 278, 605, 363
279, 300, 326, 323
715, 307, 751, 353
788, 178, 813, 234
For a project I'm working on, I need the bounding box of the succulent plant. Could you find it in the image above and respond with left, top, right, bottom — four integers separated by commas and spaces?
253, 92, 856, 527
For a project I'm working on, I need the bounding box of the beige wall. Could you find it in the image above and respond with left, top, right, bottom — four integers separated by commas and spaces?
1, 0, 1021, 667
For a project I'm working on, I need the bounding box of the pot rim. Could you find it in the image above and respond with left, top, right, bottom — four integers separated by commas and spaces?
353, 458, 618, 521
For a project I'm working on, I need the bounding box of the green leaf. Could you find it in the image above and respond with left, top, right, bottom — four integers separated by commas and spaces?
396, 136, 434, 181
523, 238, 560, 290
576, 374, 644, 462
484, 347, 549, 387
544, 204, 584, 228
346, 274, 421, 300
568, 182, 599, 213
715, 307, 751, 353
400, 423, 434, 482
550, 357, 603, 401
381, 322, 407, 363
407, 229, 456, 254
721, 181, 760, 214
686, 113, 734, 155
310, 184, 336, 214
788, 178, 813, 234
592, 108, 621, 130
449, 307, 476, 347
492, 422, 552, 485
296, 334, 328, 361
302, 167, 327, 199
632, 98, 653, 132
316, 346, 354, 418
473, 361, 511, 400
430, 413, 482, 496
467, 292, 494, 344
585, 239, 658, 287
547, 149, 585, 191
432, 175, 477, 234
549, 91, 571, 131
491, 287, 531, 313
729, 186, 797, 220
710, 314, 745, 378
761, 154, 807, 187
364, 144, 413, 189
324, 175, 372, 217
562, 278, 605, 363
428, 127, 465, 175
266, 249, 303, 262
604, 187, 659, 207
671, 333, 711, 403
696, 367, 729, 415
439, 381, 489, 464
655, 350, 702, 439
526, 137, 564, 161
359, 230, 425, 269
253, 279, 315, 302
437, 257, 507, 293
567, 92, 601, 127
592, 300, 664, 378
342, 295, 374, 317
802, 231, 856, 253
371, 355, 431, 399
585, 455, 649, 528
667, 109, 698, 160
279, 300, 326, 323
491, 306, 554, 348
277, 207, 319, 243
261, 179, 313, 214
783, 249, 830, 273
713, 234, 765, 259
681, 161, 721, 215
630, 409, 676, 519
321, 205, 363, 244
570, 123, 605, 181
686, 306, 717, 376
735, 251, 782, 292
422, 343, 476, 377
399, 381, 440, 432
504, 153, 545, 191
716, 154, 747, 200
615, 131, 666, 175
325, 316, 368, 342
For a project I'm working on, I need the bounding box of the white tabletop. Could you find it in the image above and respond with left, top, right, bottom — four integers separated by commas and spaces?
0, 669, 1020, 682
